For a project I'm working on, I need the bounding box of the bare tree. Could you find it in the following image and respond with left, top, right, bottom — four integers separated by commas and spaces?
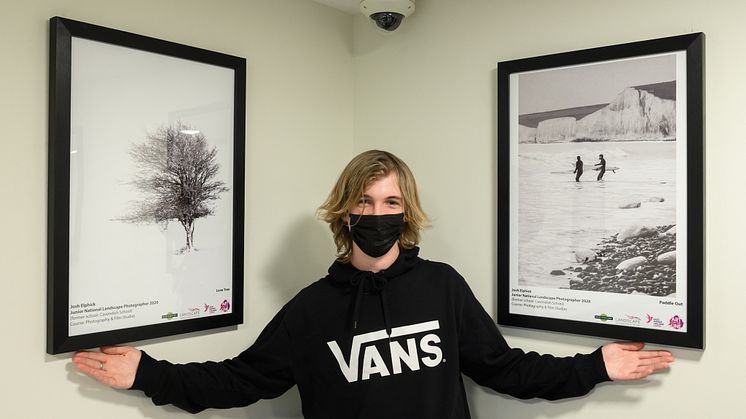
117, 122, 229, 252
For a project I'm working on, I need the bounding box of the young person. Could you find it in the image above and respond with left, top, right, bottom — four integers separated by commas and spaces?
596, 154, 607, 181
574, 155, 584, 182
73, 150, 673, 418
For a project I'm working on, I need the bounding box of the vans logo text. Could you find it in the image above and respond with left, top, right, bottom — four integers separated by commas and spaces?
327, 320, 443, 383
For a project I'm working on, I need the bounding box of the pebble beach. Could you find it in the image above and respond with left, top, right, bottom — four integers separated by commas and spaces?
565, 224, 677, 296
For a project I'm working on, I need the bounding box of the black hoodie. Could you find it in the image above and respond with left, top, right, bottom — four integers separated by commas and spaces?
132, 247, 610, 418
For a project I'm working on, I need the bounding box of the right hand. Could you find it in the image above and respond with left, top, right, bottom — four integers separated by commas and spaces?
72, 346, 142, 389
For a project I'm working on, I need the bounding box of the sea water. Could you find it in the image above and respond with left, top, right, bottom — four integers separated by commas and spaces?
517, 141, 677, 288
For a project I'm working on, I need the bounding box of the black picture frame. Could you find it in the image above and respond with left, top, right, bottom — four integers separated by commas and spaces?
47, 17, 246, 354
497, 33, 704, 349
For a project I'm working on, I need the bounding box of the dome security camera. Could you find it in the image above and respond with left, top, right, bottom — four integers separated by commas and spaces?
360, 0, 415, 32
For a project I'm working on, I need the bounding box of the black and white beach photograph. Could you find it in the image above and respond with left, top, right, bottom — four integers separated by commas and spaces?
514, 53, 683, 297
500, 46, 697, 337
498, 34, 704, 348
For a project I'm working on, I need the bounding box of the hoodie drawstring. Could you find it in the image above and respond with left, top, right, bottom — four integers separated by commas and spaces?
351, 272, 365, 330
349, 271, 392, 338
379, 291, 391, 339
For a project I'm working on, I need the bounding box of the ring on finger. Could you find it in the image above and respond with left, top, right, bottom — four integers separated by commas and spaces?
98, 361, 104, 370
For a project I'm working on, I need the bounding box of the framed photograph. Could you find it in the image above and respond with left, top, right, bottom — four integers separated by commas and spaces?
497, 34, 704, 349
47, 17, 246, 354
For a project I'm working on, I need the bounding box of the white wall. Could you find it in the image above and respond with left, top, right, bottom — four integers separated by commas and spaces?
3, 0, 744, 418
0, 1, 351, 418
353, 1, 744, 418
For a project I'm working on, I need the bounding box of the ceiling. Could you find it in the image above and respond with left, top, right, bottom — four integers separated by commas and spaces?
312, 0, 360, 15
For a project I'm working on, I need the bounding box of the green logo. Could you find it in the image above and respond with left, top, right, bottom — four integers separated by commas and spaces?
594, 313, 613, 322
161, 312, 178, 320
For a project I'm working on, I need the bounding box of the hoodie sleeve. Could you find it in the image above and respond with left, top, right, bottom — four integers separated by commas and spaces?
130, 304, 296, 413
456, 276, 610, 400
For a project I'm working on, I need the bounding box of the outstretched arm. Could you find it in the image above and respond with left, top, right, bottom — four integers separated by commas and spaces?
70, 302, 296, 413
455, 273, 674, 400
602, 342, 673, 381
72, 346, 141, 389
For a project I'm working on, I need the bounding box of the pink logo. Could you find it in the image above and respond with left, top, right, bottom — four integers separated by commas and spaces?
204, 304, 210, 312
668, 315, 684, 329
646, 314, 653, 323
220, 299, 230, 312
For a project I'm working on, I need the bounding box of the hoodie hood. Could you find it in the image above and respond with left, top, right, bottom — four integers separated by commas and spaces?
327, 246, 421, 337
328, 246, 421, 289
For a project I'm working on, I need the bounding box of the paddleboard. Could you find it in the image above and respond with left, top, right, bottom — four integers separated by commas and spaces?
550, 166, 619, 174
549, 166, 619, 175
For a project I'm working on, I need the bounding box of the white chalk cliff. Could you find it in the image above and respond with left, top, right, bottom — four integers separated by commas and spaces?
536, 117, 576, 143
519, 124, 537, 143
519, 86, 676, 143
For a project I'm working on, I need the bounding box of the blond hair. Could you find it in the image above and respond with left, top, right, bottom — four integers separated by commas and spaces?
318, 150, 429, 262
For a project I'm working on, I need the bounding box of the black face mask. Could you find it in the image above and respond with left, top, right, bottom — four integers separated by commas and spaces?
349, 213, 405, 258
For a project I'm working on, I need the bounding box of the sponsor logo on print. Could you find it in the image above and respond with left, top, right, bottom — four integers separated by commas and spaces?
615, 315, 641, 326
180, 307, 201, 319
668, 315, 684, 330
594, 313, 613, 322
220, 299, 231, 312
646, 314, 665, 328
161, 312, 178, 320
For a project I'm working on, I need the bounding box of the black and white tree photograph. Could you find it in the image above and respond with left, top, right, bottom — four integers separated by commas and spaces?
116, 122, 229, 254
57, 28, 241, 346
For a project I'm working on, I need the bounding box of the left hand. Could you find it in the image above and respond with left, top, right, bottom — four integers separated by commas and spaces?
601, 342, 674, 381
